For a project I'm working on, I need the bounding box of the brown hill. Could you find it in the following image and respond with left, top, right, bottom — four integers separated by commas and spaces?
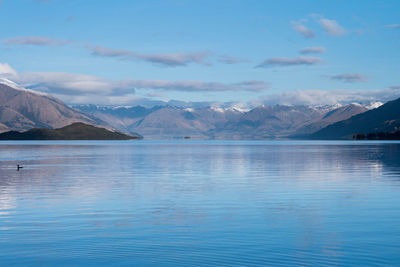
0, 82, 98, 133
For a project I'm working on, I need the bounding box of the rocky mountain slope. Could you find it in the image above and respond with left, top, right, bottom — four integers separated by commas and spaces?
310, 97, 400, 139
75, 103, 372, 139
1, 78, 382, 139
293, 104, 368, 136
0, 79, 99, 133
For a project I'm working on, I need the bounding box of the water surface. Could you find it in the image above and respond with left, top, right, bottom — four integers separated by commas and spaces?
1, 140, 400, 266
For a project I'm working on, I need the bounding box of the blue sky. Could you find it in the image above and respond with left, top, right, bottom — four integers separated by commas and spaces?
0, 0, 399, 106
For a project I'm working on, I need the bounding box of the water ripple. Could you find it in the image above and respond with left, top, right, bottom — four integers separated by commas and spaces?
1, 141, 400, 266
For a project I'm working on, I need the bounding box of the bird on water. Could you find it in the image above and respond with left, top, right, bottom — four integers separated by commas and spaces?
17, 165, 23, 171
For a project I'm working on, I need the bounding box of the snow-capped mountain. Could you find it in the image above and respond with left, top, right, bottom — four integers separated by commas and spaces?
0, 78, 386, 139
365, 102, 384, 110
74, 102, 372, 139
311, 97, 400, 139
0, 80, 100, 133
0, 78, 48, 96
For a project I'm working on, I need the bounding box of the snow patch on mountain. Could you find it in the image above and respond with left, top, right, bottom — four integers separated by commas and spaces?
366, 102, 383, 110
311, 103, 343, 114
112, 106, 133, 110
0, 78, 48, 96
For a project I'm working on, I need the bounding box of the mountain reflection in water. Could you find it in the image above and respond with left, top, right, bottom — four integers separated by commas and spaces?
1, 140, 400, 266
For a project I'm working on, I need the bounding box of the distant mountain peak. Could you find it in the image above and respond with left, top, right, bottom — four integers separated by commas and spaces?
73, 101, 372, 139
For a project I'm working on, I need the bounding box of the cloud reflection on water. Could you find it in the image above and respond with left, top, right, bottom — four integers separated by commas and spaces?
0, 141, 400, 265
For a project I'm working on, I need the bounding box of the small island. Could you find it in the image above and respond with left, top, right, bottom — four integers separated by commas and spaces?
0, 122, 141, 140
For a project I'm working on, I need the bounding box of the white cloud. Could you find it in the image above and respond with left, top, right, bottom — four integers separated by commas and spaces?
319, 18, 346, 36
291, 21, 315, 38
16, 72, 120, 95
2, 36, 69, 46
88, 46, 210, 67
0, 63, 269, 104
90, 46, 250, 67
57, 93, 142, 106
299, 46, 326, 54
329, 73, 369, 83
217, 54, 251, 64
121, 79, 269, 92
16, 72, 269, 94
251, 88, 400, 106
0, 63, 18, 76
256, 56, 323, 68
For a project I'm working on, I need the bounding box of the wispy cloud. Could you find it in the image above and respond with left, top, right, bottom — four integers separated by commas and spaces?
329, 73, 369, 83
89, 46, 132, 57
2, 36, 69, 46
256, 56, 323, 68
251, 88, 400, 106
0, 63, 269, 104
384, 24, 400, 29
299, 46, 326, 54
217, 54, 251, 64
19, 74, 269, 103
15, 72, 123, 95
88, 45, 210, 67
291, 21, 315, 38
318, 18, 346, 36
0, 63, 18, 76
2, 63, 397, 107
121, 80, 269, 92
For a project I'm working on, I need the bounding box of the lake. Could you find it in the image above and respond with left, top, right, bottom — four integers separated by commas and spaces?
1, 140, 400, 266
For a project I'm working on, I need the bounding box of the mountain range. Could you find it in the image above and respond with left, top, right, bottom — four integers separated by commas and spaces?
2, 79, 398, 140
74, 102, 372, 139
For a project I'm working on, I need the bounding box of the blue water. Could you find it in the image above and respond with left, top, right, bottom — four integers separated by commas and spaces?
1, 140, 400, 266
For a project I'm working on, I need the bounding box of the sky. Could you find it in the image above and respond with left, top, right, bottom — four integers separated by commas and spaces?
0, 0, 399, 106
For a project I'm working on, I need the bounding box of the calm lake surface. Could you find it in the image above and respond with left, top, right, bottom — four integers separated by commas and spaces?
1, 140, 400, 266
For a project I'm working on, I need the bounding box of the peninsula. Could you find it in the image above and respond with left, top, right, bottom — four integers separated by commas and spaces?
0, 123, 141, 140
